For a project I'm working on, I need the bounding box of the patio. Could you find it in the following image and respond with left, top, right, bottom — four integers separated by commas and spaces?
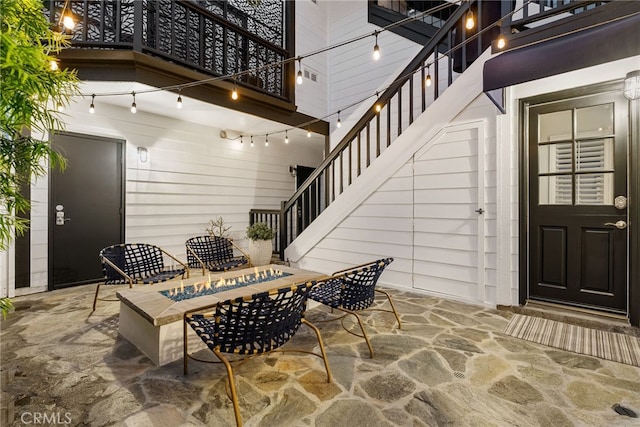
2, 283, 640, 427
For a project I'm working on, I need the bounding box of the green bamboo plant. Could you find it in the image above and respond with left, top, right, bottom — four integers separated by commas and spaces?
1, 0, 78, 318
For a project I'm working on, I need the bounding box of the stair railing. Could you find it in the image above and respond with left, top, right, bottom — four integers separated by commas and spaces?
279, 0, 495, 259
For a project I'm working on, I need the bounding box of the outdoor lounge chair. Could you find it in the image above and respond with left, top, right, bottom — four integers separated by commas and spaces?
94, 243, 188, 311
184, 281, 332, 427
185, 235, 250, 275
308, 257, 401, 358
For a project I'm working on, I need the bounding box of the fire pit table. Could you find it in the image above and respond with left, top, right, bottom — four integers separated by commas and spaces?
116, 264, 325, 366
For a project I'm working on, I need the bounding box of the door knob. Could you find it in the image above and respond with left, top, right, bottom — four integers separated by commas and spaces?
604, 220, 627, 230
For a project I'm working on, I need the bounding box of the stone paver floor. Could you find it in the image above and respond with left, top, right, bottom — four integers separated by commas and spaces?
2, 284, 640, 426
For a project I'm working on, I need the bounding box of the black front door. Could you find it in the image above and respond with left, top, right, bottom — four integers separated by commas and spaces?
528, 91, 629, 314
49, 132, 124, 289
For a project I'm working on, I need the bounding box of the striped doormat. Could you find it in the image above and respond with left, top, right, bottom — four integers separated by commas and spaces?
503, 314, 640, 367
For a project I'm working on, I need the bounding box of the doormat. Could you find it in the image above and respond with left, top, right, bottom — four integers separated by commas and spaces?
503, 314, 640, 367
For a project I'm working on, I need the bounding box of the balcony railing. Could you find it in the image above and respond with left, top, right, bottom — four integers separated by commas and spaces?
46, 0, 292, 101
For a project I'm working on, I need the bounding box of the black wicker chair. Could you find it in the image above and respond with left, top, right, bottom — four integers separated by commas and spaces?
184, 282, 332, 427
308, 257, 401, 358
94, 243, 188, 311
185, 235, 250, 275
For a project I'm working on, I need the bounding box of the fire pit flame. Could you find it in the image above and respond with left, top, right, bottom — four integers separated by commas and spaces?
160, 267, 292, 302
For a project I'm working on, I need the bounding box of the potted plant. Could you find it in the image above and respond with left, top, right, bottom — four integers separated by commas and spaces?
245, 222, 274, 266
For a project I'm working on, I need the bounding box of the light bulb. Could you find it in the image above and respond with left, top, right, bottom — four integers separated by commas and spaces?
176, 95, 183, 109
265, 135, 269, 147
50, 60, 59, 71
297, 58, 303, 85
465, 10, 475, 30
131, 92, 137, 113
426, 73, 432, 87
63, 15, 75, 30
337, 118, 342, 128
57, 103, 64, 112
89, 94, 95, 114
497, 36, 506, 49
307, 130, 311, 138
375, 103, 382, 113
284, 131, 289, 144
373, 44, 380, 61
250, 136, 254, 147
231, 88, 238, 100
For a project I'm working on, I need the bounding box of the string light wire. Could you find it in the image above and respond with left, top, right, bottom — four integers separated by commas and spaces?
78, 0, 595, 143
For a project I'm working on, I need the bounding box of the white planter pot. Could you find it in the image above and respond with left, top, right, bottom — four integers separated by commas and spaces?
248, 239, 273, 266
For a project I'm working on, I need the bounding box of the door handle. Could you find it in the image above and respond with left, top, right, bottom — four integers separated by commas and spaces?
604, 220, 627, 230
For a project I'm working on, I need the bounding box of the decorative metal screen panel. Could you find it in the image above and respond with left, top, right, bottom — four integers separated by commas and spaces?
46, 0, 289, 100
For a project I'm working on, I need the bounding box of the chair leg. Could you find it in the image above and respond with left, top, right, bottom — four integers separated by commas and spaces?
183, 319, 189, 375
376, 289, 402, 329
214, 349, 243, 427
339, 309, 374, 359
92, 283, 101, 312
302, 319, 332, 383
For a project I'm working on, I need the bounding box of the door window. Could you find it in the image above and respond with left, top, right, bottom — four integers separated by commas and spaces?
537, 103, 614, 206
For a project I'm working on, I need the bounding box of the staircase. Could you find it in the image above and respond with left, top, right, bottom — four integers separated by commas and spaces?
278, 0, 614, 265
279, 0, 478, 257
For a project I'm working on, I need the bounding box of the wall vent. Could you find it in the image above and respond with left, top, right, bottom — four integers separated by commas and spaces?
303, 67, 318, 83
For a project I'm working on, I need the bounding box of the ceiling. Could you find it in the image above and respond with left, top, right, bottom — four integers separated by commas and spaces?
77, 81, 327, 147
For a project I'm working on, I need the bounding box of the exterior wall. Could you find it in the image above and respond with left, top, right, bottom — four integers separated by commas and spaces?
21, 100, 324, 292
295, 0, 329, 118
296, 0, 421, 144
287, 51, 504, 307
326, 1, 420, 129
288, 53, 640, 309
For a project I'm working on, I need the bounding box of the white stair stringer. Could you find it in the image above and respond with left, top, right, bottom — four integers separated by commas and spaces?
285, 49, 492, 265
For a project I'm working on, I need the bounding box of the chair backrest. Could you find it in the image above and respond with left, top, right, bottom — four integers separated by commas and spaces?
186, 282, 314, 355
185, 235, 234, 268
339, 257, 393, 311
100, 243, 166, 284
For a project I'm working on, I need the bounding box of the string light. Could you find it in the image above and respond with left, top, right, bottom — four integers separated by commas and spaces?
497, 34, 506, 49
240, 135, 244, 145
231, 79, 239, 100
57, 102, 64, 112
89, 94, 95, 114
50, 60, 59, 71
372, 31, 381, 61
130, 92, 137, 114
374, 92, 382, 113
176, 89, 183, 109
63, 14, 75, 30
425, 67, 432, 87
265, 134, 269, 147
77, 1, 524, 141
465, 9, 475, 30
284, 130, 289, 144
296, 58, 303, 85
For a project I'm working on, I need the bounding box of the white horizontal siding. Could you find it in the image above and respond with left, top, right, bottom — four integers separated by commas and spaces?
26, 100, 324, 282
413, 125, 480, 301
295, 0, 328, 118
291, 74, 502, 308
326, 1, 421, 137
